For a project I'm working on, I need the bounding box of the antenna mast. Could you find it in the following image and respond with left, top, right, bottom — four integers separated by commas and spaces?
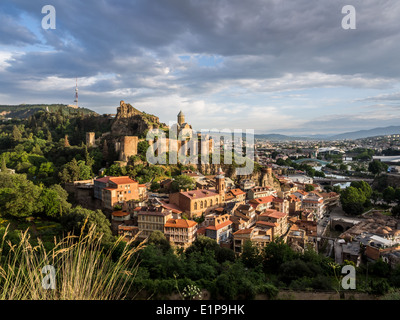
74, 78, 78, 108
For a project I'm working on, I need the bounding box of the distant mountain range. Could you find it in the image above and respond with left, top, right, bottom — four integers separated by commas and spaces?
0, 104, 97, 119
328, 126, 400, 140
256, 125, 400, 141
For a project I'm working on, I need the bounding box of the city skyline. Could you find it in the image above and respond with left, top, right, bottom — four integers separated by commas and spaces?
1, 0, 400, 135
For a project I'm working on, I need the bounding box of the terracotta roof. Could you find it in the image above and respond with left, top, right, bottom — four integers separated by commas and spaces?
206, 219, 232, 231
112, 211, 130, 217
249, 196, 274, 204
256, 221, 278, 228
197, 227, 207, 235
165, 219, 197, 229
159, 201, 183, 214
95, 176, 110, 183
273, 197, 284, 203
261, 209, 287, 219
109, 176, 137, 185
180, 189, 219, 199
233, 228, 253, 235
95, 176, 137, 185
229, 188, 246, 196
288, 194, 300, 202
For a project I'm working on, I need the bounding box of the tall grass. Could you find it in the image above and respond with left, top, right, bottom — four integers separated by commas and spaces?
0, 222, 144, 300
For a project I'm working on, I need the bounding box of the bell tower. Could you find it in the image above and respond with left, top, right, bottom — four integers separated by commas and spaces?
178, 110, 185, 125
215, 167, 225, 195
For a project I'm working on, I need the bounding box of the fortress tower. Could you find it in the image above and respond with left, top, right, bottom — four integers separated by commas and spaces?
119, 136, 138, 162
86, 132, 95, 147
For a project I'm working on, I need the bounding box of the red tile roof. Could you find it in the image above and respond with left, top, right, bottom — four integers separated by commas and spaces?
229, 188, 246, 196
112, 211, 130, 217
165, 219, 197, 229
256, 221, 278, 227
261, 209, 287, 219
206, 219, 232, 231
180, 189, 219, 199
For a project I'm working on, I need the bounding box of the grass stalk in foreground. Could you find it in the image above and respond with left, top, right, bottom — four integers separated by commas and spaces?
0, 223, 145, 300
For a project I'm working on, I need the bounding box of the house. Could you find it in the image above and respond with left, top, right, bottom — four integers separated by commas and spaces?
164, 218, 198, 249
168, 173, 225, 218
247, 186, 274, 200
94, 176, 140, 210
137, 206, 174, 240
226, 188, 246, 203
302, 191, 325, 219
258, 209, 288, 237
233, 226, 273, 254
287, 194, 301, 215
272, 196, 289, 214
232, 204, 257, 230
248, 196, 274, 213
205, 214, 233, 244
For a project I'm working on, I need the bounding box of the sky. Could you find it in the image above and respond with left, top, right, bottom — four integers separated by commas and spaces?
1, 0, 400, 136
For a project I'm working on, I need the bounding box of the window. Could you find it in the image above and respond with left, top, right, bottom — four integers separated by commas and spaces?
194, 202, 197, 210
200, 201, 203, 209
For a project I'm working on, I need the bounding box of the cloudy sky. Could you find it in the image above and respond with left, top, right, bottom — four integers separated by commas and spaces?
1, 0, 400, 135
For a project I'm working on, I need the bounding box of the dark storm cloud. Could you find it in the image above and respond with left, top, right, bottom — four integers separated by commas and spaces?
0, 12, 38, 46
1, 0, 400, 134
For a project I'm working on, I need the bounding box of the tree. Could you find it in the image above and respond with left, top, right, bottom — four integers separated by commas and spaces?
12, 125, 22, 142
241, 240, 262, 268
383, 186, 396, 205
60, 206, 113, 244
263, 238, 296, 273
305, 184, 315, 192
0, 172, 43, 218
394, 187, 400, 204
350, 180, 372, 199
171, 175, 196, 192
1, 157, 7, 172
147, 230, 171, 253
368, 160, 388, 176
340, 186, 366, 215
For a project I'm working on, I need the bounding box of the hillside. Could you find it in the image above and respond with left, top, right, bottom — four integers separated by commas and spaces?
329, 126, 400, 140
0, 104, 98, 119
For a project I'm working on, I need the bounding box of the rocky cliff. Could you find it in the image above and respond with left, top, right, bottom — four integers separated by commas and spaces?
111, 100, 163, 137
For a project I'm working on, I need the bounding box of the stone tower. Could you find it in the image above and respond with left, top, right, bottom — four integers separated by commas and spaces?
215, 167, 225, 195
86, 132, 95, 147
178, 110, 185, 126
119, 136, 139, 162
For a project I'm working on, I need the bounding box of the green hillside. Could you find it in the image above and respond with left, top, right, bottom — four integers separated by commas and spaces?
0, 104, 98, 119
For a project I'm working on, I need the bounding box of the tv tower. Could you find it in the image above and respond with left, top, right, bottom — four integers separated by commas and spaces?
74, 78, 78, 108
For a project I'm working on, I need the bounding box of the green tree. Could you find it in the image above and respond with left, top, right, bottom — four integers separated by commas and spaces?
340, 186, 366, 215
12, 125, 22, 142
383, 186, 396, 204
1, 157, 7, 172
0, 172, 43, 218
368, 160, 388, 176
241, 240, 262, 268
171, 175, 196, 192
305, 184, 315, 192
263, 238, 296, 273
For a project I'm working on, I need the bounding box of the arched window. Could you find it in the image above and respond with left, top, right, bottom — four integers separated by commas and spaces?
210, 199, 213, 206
194, 202, 197, 210
204, 200, 207, 207
200, 201, 203, 209
216, 198, 219, 204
